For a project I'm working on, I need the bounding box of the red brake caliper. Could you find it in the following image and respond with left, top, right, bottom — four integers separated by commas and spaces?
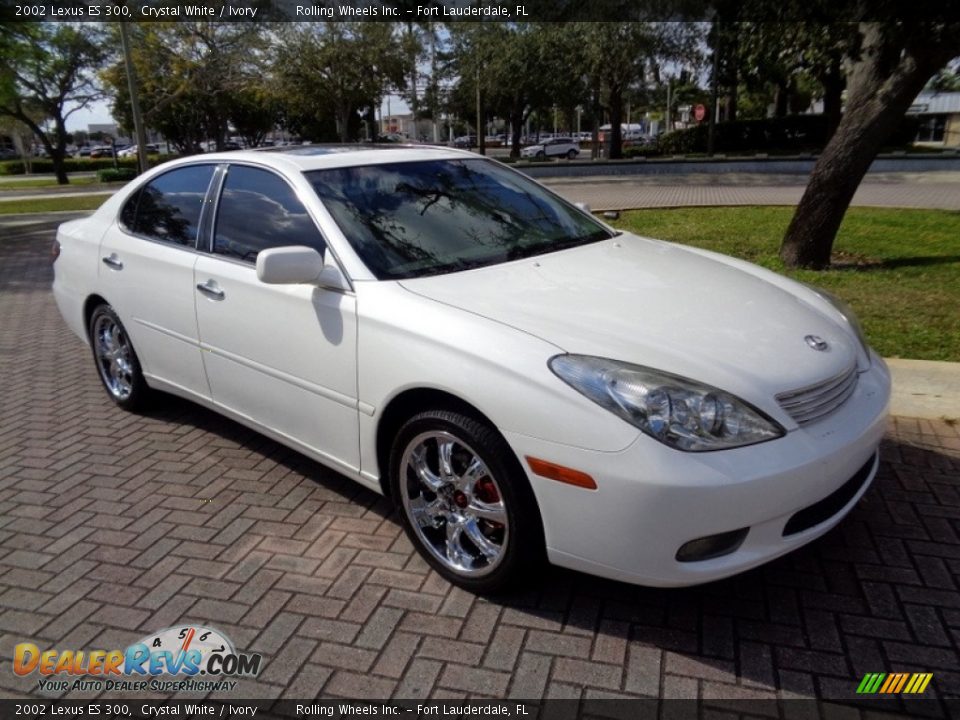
474, 478, 502, 528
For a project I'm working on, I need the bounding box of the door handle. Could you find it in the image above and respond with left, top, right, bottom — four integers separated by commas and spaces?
102, 254, 123, 270
196, 280, 225, 300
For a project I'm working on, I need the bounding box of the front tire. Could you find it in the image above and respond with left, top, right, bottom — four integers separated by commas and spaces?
389, 409, 543, 593
88, 304, 149, 411
567, 149, 578, 160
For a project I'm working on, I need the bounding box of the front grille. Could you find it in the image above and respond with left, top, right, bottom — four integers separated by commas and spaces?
783, 453, 877, 536
776, 364, 859, 427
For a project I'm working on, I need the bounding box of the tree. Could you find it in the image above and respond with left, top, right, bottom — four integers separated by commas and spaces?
448, 23, 588, 159
580, 23, 699, 159
103, 22, 268, 155
737, 20, 857, 134
780, 22, 960, 268
0, 114, 38, 173
0, 24, 107, 184
927, 60, 960, 92
275, 23, 405, 143
230, 86, 279, 148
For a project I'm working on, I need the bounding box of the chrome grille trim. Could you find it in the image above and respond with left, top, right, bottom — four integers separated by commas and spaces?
776, 364, 859, 426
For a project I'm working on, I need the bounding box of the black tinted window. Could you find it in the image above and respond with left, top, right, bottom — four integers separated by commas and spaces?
127, 165, 214, 246
214, 166, 325, 262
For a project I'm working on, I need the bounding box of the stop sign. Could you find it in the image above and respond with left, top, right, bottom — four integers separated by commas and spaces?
694, 104, 707, 122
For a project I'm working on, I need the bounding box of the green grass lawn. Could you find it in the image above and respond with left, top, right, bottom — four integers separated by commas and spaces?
0, 176, 102, 190
0, 195, 108, 215
612, 207, 960, 362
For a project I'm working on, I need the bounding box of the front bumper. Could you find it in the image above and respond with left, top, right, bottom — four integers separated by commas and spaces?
504, 356, 891, 587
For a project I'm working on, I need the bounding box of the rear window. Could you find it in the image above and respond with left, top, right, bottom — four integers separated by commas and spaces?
120, 165, 215, 247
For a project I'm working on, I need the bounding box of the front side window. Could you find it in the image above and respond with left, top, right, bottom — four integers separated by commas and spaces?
307, 159, 611, 280
121, 165, 215, 247
213, 165, 325, 262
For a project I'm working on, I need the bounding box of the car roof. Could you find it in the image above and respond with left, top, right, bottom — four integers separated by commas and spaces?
195, 144, 477, 173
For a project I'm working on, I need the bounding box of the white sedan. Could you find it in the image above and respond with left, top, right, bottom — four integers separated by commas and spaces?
52, 146, 890, 592
520, 137, 580, 160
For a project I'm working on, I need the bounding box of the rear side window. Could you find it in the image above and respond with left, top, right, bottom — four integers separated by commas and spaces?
213, 165, 325, 262
120, 165, 215, 247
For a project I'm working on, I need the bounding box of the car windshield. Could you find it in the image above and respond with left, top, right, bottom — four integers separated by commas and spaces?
306, 159, 612, 280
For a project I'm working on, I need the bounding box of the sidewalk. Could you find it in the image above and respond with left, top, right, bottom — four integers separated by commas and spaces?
886, 359, 960, 420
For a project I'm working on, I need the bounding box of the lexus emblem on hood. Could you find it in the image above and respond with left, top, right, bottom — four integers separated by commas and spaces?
805, 335, 829, 351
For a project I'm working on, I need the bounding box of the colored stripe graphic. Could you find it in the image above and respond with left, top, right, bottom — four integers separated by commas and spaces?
910, 673, 933, 694
893, 673, 909, 693
879, 673, 898, 693
904, 674, 920, 694
857, 673, 886, 694
856, 672, 932, 694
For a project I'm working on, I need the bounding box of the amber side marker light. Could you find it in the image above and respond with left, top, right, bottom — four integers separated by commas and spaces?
526, 456, 597, 490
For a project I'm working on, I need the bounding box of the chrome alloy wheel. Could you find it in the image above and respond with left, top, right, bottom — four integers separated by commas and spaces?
399, 431, 509, 577
93, 314, 135, 401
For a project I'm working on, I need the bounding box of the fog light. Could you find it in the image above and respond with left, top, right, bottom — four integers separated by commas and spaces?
675, 527, 749, 563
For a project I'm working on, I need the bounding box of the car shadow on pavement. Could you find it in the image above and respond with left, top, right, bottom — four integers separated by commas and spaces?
138, 392, 959, 703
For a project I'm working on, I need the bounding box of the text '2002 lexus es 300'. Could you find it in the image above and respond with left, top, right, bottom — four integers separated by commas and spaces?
52, 146, 890, 593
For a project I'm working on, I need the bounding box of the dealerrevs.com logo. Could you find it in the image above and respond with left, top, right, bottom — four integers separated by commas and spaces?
14, 625, 262, 693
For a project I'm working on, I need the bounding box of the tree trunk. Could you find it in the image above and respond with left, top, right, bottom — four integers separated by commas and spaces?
509, 111, 523, 159
822, 61, 845, 139
608, 86, 623, 160
773, 79, 789, 118
336, 105, 351, 143
590, 84, 601, 160
780, 23, 956, 269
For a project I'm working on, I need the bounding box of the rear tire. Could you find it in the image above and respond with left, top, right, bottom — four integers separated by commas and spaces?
567, 149, 578, 160
389, 409, 544, 593
88, 304, 150, 411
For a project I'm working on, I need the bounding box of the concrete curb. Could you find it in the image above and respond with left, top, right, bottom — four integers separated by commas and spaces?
886, 358, 960, 420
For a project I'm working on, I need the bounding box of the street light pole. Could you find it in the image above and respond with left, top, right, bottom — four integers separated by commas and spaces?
118, 21, 149, 175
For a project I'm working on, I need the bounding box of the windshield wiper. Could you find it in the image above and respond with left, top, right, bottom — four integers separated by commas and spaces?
506, 230, 612, 261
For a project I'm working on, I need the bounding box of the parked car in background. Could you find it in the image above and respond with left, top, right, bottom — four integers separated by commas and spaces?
51, 145, 889, 593
75, 146, 92, 158
89, 146, 113, 159
117, 144, 160, 158
452, 135, 477, 149
520, 137, 580, 160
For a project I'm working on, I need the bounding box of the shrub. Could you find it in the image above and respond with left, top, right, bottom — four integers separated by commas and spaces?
97, 168, 138, 183
0, 156, 167, 176
651, 114, 924, 157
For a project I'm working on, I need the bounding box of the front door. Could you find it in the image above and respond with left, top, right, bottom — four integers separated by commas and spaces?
193, 164, 360, 472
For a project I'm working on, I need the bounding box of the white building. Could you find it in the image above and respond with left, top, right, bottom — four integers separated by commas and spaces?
907, 92, 960, 147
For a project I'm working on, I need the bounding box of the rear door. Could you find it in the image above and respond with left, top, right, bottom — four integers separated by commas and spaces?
97, 164, 217, 398
193, 163, 360, 472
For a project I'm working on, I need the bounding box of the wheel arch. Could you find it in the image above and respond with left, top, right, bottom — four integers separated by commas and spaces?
375, 387, 502, 499
83, 294, 111, 341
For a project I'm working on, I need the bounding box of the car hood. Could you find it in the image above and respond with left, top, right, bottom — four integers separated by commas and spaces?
398, 234, 859, 409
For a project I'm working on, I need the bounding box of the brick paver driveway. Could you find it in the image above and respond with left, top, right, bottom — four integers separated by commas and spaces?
1, 222, 959, 708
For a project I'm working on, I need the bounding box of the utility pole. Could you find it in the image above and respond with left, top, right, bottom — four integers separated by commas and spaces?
118, 21, 149, 175
476, 64, 485, 155
707, 28, 720, 157
665, 78, 671, 135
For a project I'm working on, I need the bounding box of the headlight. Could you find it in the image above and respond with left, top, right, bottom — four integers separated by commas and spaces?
805, 285, 871, 364
549, 355, 784, 452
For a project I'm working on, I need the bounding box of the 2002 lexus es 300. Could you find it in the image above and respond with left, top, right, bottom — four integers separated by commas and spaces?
52, 146, 890, 592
